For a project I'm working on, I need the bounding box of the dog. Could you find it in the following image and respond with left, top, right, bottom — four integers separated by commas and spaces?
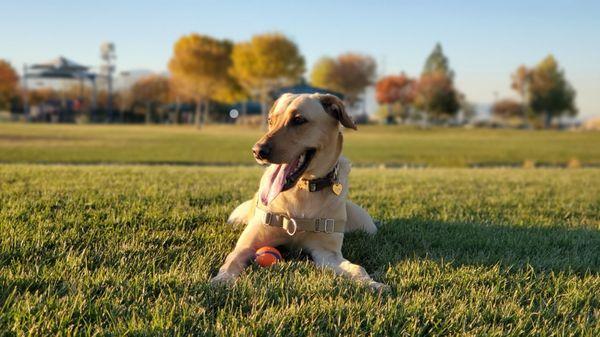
211, 93, 388, 291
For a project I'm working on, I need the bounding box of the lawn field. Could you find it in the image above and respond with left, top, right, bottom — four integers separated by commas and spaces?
1, 123, 599, 167
1, 165, 599, 336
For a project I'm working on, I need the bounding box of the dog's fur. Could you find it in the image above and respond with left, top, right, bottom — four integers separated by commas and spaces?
211, 93, 388, 290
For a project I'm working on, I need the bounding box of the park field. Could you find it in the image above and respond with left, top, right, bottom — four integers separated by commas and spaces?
0, 123, 599, 167
1, 165, 599, 336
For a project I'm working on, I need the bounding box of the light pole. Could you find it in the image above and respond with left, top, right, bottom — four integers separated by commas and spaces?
22, 64, 29, 120
100, 42, 116, 122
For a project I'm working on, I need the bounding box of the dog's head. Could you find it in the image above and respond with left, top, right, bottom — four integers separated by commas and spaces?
254, 93, 356, 205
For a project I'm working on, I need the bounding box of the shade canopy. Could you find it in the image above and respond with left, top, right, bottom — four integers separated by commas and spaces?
28, 56, 94, 79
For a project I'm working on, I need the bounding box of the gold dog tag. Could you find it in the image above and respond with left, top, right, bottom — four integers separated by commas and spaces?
332, 182, 343, 195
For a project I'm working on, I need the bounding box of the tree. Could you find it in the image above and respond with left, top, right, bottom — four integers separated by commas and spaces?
169, 33, 233, 128
413, 43, 460, 123
0, 60, 19, 111
375, 74, 415, 123
231, 33, 305, 126
511, 65, 530, 104
413, 71, 460, 122
309, 53, 376, 108
130, 75, 170, 123
423, 43, 454, 79
310, 57, 336, 90
511, 55, 577, 128
529, 55, 577, 127
491, 98, 525, 120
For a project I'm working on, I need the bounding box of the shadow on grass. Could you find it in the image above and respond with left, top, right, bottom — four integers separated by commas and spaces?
342, 218, 600, 275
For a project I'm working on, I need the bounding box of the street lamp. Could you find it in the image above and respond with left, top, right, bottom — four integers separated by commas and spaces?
100, 42, 116, 121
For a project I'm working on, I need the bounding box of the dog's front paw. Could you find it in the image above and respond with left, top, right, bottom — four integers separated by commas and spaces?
210, 272, 236, 285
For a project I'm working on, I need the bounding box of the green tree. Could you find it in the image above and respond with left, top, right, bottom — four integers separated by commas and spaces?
0, 60, 19, 111
413, 72, 460, 123
423, 42, 454, 79
511, 55, 577, 128
231, 33, 305, 126
169, 33, 233, 128
414, 43, 460, 123
530, 55, 577, 127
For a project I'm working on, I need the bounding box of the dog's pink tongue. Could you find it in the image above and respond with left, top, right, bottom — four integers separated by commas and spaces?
259, 164, 288, 205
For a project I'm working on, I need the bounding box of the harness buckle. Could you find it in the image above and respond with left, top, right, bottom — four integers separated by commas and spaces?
324, 219, 334, 233
263, 212, 272, 226
285, 218, 298, 236
316, 218, 335, 233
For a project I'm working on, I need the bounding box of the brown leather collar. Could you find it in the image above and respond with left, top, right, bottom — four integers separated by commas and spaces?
297, 163, 338, 192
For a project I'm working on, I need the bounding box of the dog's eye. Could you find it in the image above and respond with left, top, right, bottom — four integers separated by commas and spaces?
291, 115, 307, 126
268, 117, 274, 127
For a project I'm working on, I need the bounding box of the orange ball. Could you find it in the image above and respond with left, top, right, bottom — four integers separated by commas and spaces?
254, 246, 282, 267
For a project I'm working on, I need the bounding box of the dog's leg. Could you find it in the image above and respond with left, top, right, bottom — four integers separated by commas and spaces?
210, 245, 255, 284
310, 248, 389, 292
211, 223, 282, 284
227, 199, 254, 225
345, 200, 377, 234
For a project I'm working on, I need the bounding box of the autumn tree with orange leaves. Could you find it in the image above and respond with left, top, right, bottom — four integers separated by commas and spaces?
0, 60, 19, 111
375, 74, 415, 123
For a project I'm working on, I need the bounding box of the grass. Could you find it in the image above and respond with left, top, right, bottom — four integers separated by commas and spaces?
1, 123, 600, 167
1, 165, 599, 336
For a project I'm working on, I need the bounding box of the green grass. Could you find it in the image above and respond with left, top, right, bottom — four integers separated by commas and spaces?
1, 165, 599, 336
1, 123, 599, 167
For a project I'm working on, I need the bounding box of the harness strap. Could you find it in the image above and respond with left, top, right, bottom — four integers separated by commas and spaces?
254, 205, 345, 235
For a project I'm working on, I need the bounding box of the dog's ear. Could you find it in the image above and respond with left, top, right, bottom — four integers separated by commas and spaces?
318, 94, 357, 130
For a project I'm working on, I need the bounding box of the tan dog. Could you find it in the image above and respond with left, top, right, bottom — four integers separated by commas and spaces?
211, 93, 388, 291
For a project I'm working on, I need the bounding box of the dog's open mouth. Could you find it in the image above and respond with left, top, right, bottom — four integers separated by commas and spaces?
259, 148, 316, 205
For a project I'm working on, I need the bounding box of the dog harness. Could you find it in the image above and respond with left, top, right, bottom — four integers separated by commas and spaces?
254, 163, 346, 235
254, 204, 346, 235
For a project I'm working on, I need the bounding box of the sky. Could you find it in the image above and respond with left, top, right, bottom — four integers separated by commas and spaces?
2, 0, 599, 119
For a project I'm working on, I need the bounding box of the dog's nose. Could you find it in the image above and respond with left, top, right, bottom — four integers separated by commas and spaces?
252, 142, 271, 160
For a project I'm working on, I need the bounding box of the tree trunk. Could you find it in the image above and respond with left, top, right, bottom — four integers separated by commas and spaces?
174, 96, 181, 124
145, 102, 152, 124
386, 104, 394, 124
544, 111, 552, 129
194, 98, 202, 128
203, 100, 210, 125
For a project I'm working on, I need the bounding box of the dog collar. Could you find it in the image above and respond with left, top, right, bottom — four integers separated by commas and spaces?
297, 163, 342, 195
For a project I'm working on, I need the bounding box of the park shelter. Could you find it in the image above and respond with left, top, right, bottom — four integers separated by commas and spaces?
22, 56, 98, 121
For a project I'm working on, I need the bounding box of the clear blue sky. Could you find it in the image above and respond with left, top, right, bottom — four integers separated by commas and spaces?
2, 0, 599, 118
